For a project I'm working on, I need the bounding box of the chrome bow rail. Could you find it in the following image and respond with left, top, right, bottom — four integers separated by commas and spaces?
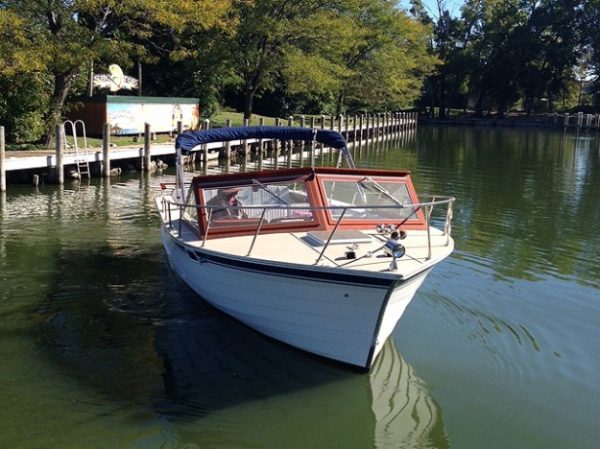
157, 184, 454, 263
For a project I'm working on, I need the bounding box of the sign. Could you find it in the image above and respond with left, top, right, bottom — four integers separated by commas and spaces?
93, 64, 138, 92
106, 98, 200, 135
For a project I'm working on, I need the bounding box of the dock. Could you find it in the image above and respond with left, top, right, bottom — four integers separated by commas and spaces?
0, 112, 417, 190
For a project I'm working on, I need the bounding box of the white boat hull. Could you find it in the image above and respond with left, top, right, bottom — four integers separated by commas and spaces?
161, 226, 431, 369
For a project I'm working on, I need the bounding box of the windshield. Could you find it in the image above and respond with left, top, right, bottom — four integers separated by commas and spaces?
201, 180, 315, 227
321, 178, 418, 220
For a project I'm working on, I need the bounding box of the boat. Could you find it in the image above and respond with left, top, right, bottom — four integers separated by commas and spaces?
156, 126, 455, 370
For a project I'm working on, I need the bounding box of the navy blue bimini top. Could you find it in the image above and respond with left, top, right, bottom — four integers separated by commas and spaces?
175, 126, 348, 153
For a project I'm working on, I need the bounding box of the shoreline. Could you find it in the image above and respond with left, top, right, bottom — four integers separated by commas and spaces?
419, 113, 600, 130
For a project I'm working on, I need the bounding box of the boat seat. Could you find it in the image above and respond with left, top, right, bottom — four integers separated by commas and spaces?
238, 187, 311, 222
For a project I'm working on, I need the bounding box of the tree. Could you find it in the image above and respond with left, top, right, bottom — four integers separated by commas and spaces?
0, 0, 231, 142
225, 0, 351, 119
0, 9, 50, 142
583, 0, 600, 107
335, 0, 436, 113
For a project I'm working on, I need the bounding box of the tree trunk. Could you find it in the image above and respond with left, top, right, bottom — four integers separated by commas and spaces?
438, 74, 447, 118
44, 70, 77, 146
243, 78, 263, 121
335, 92, 345, 116
243, 88, 254, 120
475, 91, 485, 117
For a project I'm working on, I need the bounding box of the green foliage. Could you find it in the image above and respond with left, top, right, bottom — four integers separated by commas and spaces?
338, 1, 436, 112
0, 0, 232, 142
0, 72, 50, 143
218, 0, 434, 118
419, 0, 592, 115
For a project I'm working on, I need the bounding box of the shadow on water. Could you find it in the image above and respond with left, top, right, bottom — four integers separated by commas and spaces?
33, 240, 449, 447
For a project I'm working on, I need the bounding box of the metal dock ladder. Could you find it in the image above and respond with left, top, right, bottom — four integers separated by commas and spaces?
62, 120, 90, 179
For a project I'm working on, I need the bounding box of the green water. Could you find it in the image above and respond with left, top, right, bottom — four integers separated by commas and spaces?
1, 126, 599, 449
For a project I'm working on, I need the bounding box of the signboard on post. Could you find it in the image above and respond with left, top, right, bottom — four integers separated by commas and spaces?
93, 64, 139, 92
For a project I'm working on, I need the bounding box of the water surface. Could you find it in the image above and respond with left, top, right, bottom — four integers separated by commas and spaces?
1, 126, 599, 448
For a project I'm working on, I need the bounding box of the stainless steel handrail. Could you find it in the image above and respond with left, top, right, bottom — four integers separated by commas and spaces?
158, 186, 455, 262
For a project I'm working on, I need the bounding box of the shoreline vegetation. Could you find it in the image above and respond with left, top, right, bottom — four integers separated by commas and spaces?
421, 112, 600, 129
2, 0, 599, 152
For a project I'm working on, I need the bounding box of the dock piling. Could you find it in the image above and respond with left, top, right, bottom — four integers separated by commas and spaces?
102, 123, 111, 177
0, 126, 5, 192
242, 118, 249, 171
55, 124, 64, 185
287, 116, 294, 168
257, 118, 264, 171
143, 123, 151, 171
224, 119, 232, 174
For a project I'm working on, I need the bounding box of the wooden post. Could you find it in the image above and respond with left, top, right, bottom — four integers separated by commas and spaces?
242, 118, 249, 171
309, 116, 316, 167
202, 119, 210, 172
336, 115, 344, 164
299, 116, 306, 166
352, 115, 357, 143
329, 114, 335, 163
137, 61, 143, 96
0, 126, 5, 192
359, 115, 364, 142
319, 115, 325, 159
55, 124, 64, 185
344, 114, 349, 138
287, 116, 293, 168
257, 117, 264, 171
273, 118, 280, 169
102, 123, 110, 177
224, 119, 232, 174
563, 114, 569, 128
143, 122, 151, 171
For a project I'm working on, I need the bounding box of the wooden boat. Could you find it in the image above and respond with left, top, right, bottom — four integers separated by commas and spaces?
156, 126, 454, 369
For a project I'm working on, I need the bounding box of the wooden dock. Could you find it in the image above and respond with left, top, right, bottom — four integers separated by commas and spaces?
0, 112, 417, 190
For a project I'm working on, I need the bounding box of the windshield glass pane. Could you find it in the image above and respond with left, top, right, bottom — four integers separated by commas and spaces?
322, 179, 418, 220
202, 181, 314, 227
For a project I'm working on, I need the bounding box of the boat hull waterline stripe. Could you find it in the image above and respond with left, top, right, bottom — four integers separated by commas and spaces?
171, 234, 405, 289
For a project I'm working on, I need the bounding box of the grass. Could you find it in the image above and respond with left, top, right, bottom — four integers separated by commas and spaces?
210, 111, 282, 127
209, 110, 339, 128
5, 110, 345, 152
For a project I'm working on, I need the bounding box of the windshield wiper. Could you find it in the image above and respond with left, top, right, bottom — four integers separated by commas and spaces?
358, 177, 404, 207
